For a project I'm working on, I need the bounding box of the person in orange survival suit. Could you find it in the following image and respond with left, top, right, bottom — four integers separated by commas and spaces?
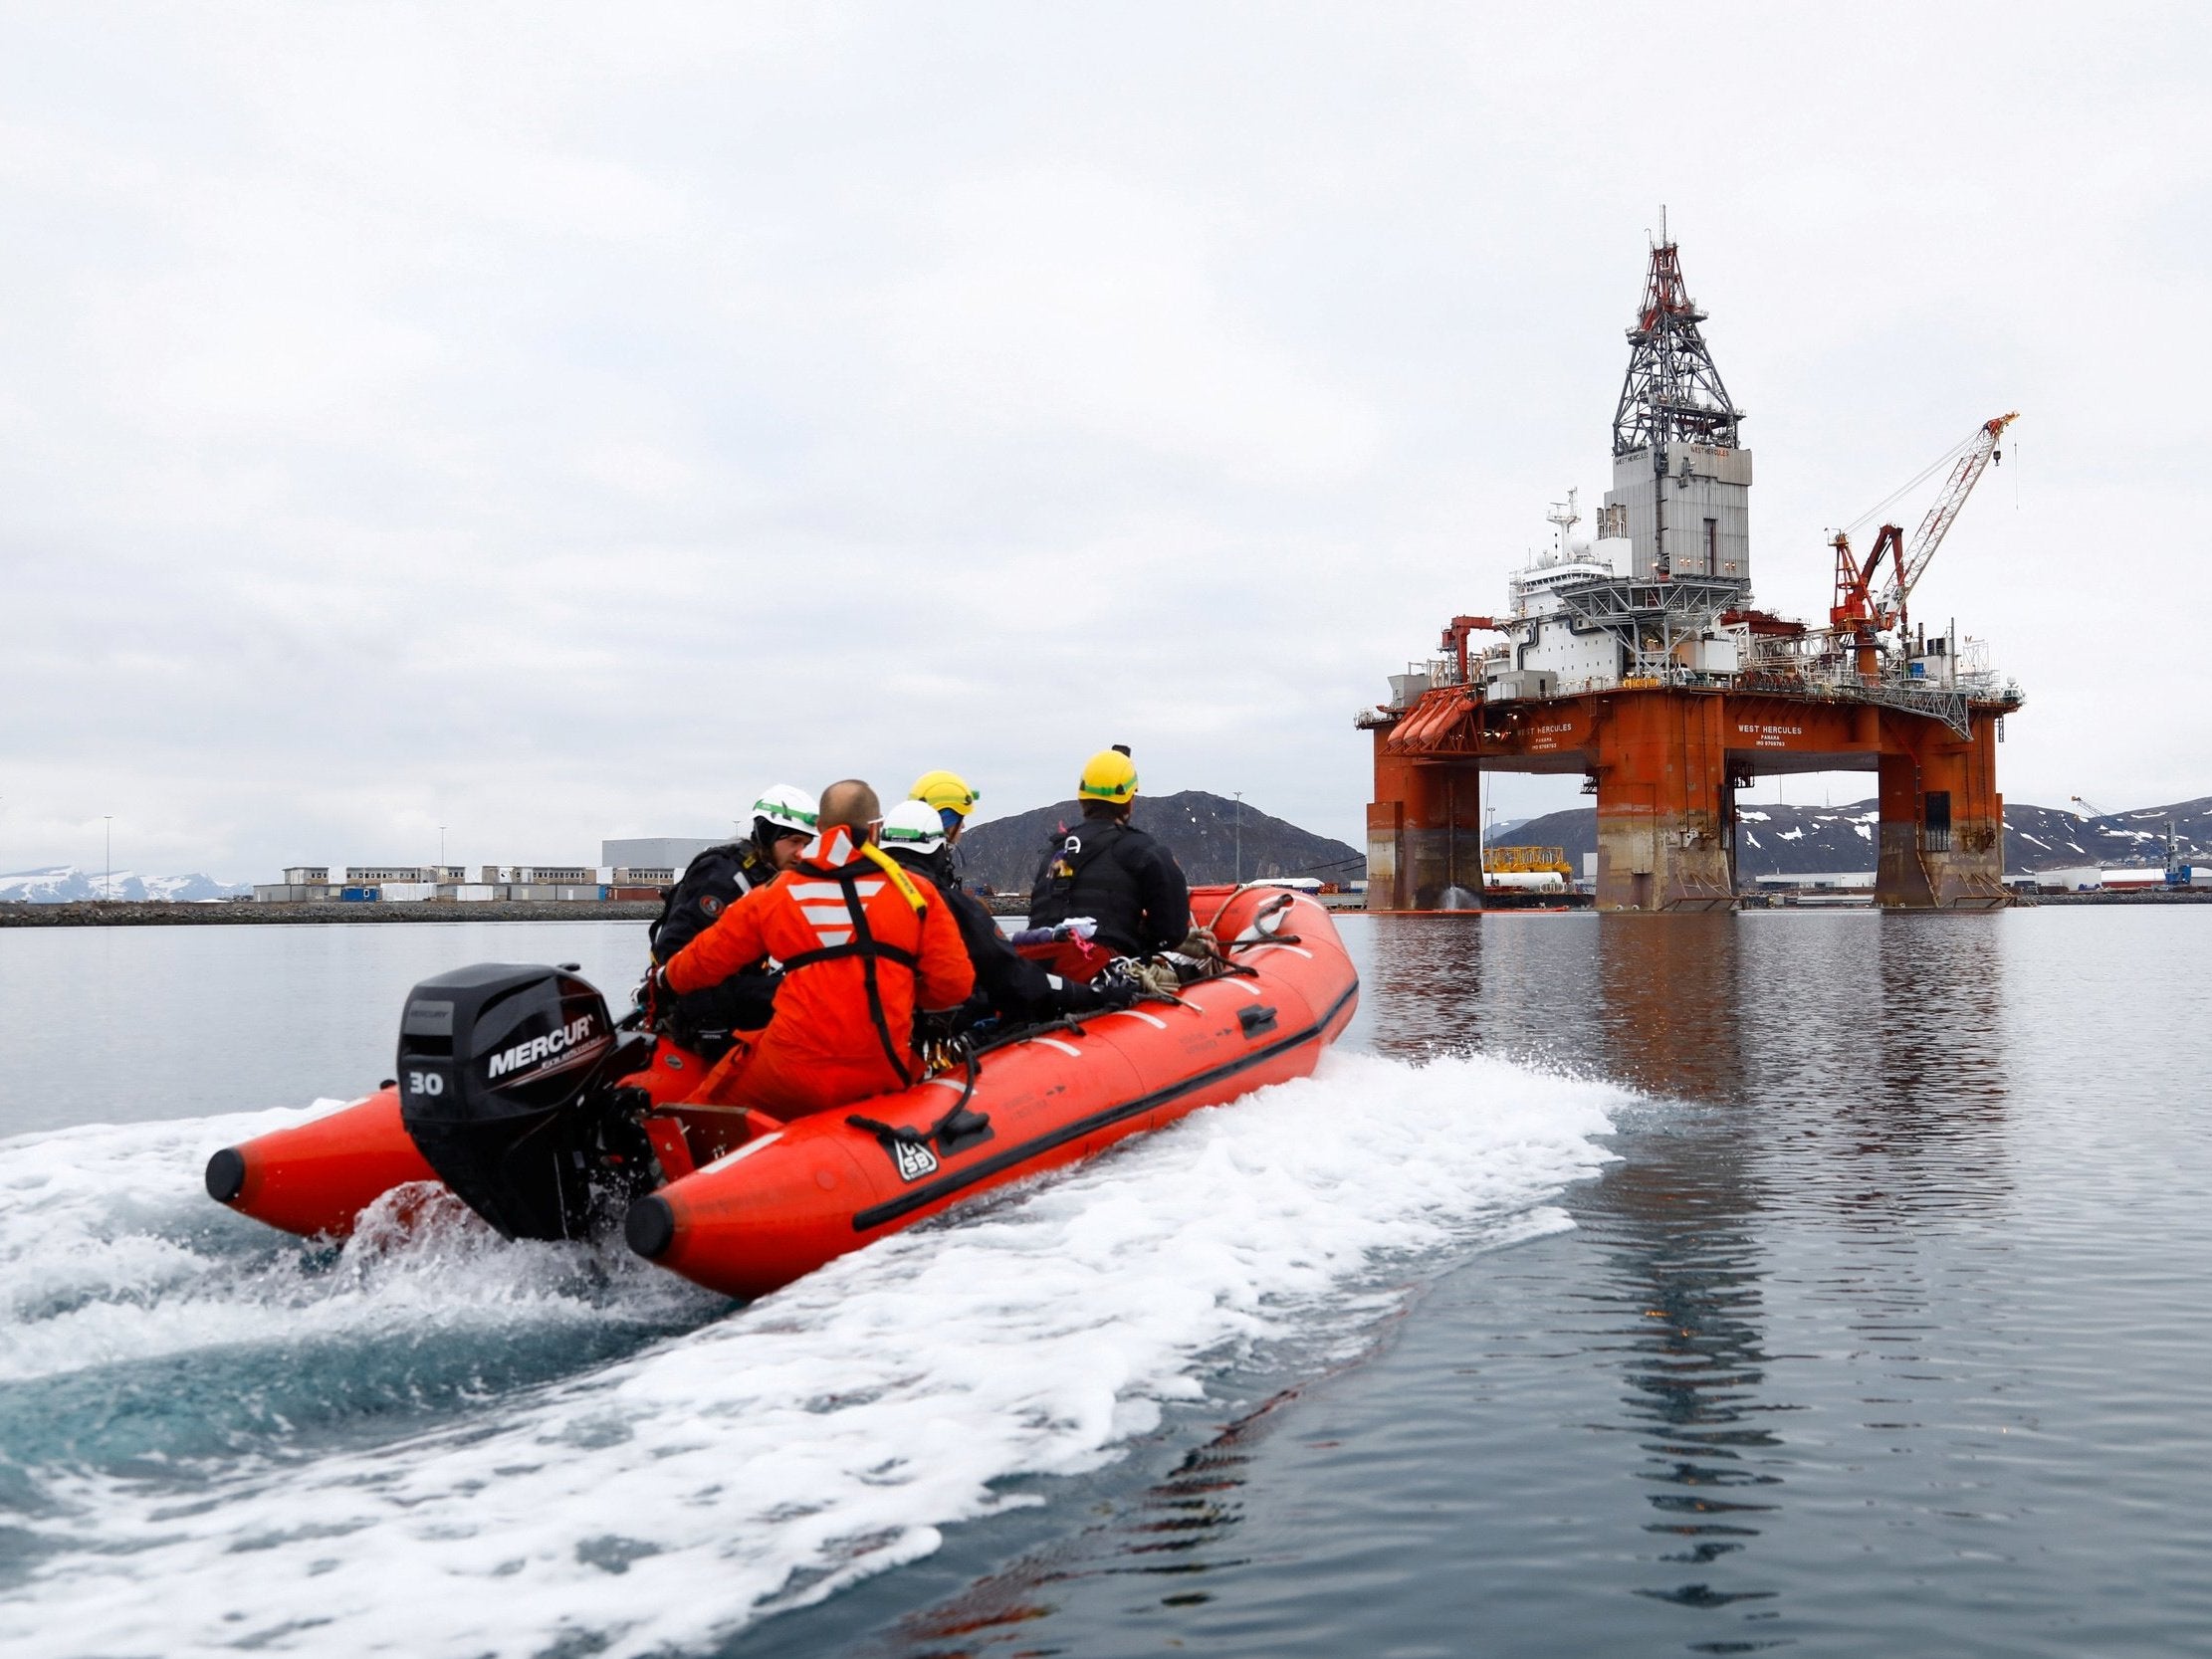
654, 778, 976, 1117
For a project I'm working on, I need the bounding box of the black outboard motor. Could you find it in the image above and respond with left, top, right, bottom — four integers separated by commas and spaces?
396, 963, 658, 1240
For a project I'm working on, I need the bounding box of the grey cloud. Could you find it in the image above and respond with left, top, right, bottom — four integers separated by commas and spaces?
2, 3, 2206, 879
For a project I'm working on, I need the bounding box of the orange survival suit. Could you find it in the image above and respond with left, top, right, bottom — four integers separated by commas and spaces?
663, 825, 976, 1117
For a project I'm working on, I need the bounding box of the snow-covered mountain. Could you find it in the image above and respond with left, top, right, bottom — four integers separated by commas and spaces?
2001, 798, 2212, 873
0, 867, 251, 904
1503, 802, 1886, 876
1490, 795, 2212, 878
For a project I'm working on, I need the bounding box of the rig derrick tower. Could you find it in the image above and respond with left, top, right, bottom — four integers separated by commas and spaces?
1613, 241, 1741, 455
1358, 232, 2023, 913
1611, 238, 1746, 584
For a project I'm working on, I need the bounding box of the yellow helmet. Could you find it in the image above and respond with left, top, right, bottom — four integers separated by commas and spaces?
1078, 745, 1139, 804
909, 769, 980, 828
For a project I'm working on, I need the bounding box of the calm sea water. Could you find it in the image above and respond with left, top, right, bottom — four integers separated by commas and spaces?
0, 910, 2205, 1657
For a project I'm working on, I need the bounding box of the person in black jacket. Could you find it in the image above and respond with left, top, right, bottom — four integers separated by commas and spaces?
1025, 746, 1191, 958
877, 799, 1116, 1029
643, 783, 817, 1058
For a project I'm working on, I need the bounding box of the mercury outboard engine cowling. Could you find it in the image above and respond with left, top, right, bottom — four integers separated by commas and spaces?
396, 962, 656, 1240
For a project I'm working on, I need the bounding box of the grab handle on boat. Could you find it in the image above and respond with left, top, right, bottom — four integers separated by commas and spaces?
847, 1103, 994, 1154
1236, 1004, 1280, 1038
848, 1037, 993, 1153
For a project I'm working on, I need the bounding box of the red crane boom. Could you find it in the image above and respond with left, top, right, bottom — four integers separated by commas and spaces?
1888, 411, 2018, 631
1830, 412, 2018, 668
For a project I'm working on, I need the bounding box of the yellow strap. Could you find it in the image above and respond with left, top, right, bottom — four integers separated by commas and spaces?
859, 841, 931, 916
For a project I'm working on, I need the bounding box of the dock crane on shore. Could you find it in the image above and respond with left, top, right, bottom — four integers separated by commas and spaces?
1830, 412, 2018, 673
2075, 797, 2197, 887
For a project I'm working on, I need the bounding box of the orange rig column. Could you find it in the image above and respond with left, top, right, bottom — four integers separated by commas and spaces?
1589, 691, 1736, 912
1875, 710, 2007, 909
1367, 740, 1484, 910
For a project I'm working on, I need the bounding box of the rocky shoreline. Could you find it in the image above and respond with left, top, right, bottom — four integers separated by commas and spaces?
0, 901, 668, 928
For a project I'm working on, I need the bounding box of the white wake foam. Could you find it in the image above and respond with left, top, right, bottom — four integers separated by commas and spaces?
0, 1104, 711, 1386
0, 1050, 1623, 1657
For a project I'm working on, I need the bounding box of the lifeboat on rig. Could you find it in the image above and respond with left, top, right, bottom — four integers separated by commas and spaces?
205, 886, 1358, 1300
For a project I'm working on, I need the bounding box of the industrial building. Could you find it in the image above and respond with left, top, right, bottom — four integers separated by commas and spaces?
252, 836, 737, 905
252, 862, 677, 904
1363, 234, 2023, 911
602, 836, 720, 873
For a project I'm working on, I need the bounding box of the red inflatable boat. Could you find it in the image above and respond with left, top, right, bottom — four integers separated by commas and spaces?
206, 886, 1358, 1300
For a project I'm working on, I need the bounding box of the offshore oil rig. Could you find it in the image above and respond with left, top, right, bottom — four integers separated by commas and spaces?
1360, 234, 2022, 912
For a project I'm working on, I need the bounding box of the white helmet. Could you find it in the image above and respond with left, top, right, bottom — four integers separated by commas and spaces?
877, 798, 947, 856
751, 784, 818, 839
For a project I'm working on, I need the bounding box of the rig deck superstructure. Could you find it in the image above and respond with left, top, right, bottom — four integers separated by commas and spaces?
1361, 237, 2022, 912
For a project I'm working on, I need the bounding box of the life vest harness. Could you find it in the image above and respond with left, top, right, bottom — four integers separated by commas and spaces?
1030, 821, 1148, 953
1035, 820, 1127, 898
774, 842, 934, 1087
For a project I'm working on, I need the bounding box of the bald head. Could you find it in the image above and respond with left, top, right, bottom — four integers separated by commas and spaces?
818, 778, 881, 840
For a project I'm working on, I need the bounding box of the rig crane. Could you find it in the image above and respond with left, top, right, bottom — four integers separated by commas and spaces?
1830, 412, 2018, 674
1439, 614, 1498, 685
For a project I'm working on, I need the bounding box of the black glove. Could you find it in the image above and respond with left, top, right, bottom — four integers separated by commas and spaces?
725, 969, 780, 1033
1054, 974, 1128, 1015
1054, 977, 1102, 1014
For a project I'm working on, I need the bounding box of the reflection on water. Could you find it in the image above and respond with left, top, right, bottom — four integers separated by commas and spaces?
1560, 919, 1788, 1631
793, 910, 2212, 1659
869, 1391, 1297, 1656
1612, 1172, 1782, 1628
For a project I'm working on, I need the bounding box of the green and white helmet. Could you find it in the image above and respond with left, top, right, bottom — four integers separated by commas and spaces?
877, 798, 947, 856
752, 784, 818, 839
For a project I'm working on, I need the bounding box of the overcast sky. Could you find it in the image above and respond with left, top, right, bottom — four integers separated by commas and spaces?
3, 3, 2206, 880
